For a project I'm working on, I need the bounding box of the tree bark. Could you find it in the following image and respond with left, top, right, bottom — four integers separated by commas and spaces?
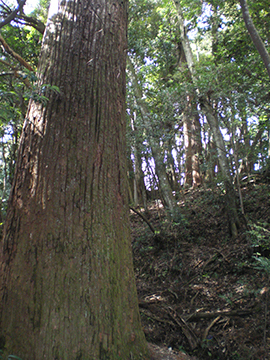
183, 98, 202, 188
166, 139, 180, 192
239, 0, 270, 80
201, 103, 240, 237
0, 1, 148, 359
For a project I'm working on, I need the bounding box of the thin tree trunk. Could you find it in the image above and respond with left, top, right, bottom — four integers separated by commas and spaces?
239, 0, 270, 79
173, 0, 240, 236
127, 56, 179, 220
183, 112, 193, 186
0, 2, 149, 359
166, 139, 180, 192
173, 2, 203, 188
183, 98, 202, 188
130, 111, 148, 209
191, 111, 202, 187
205, 137, 218, 184
134, 149, 147, 209
202, 104, 240, 237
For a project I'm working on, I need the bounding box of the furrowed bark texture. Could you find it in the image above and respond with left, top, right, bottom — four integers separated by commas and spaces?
0, 1, 148, 359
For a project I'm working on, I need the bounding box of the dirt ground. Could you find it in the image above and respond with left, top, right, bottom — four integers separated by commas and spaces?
131, 180, 270, 360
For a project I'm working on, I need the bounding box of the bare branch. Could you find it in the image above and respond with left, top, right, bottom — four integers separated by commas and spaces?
0, 0, 26, 29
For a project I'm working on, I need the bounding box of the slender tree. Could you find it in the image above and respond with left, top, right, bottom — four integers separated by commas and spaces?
173, 0, 240, 236
239, 0, 270, 80
182, 96, 202, 188
127, 56, 179, 220
0, 1, 149, 359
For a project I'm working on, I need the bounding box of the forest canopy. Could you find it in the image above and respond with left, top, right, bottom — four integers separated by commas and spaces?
0, 0, 269, 228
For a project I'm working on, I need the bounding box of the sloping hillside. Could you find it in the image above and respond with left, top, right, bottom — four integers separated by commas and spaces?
131, 180, 270, 360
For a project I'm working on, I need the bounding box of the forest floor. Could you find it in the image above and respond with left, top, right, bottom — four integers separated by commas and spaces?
130, 179, 270, 360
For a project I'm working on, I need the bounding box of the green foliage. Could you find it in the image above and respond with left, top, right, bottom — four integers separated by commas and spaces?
1, 22, 42, 67
248, 222, 270, 253
127, 0, 270, 204
27, 82, 61, 104
253, 256, 270, 275
30, 0, 50, 23
247, 221, 270, 278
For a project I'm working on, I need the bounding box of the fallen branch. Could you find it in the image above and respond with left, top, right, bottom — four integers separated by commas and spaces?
185, 309, 252, 322
130, 206, 155, 233
167, 308, 199, 350
140, 303, 199, 350
202, 316, 221, 342
139, 308, 175, 327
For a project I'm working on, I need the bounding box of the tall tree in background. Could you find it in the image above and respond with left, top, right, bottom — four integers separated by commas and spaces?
127, 56, 179, 220
239, 0, 270, 79
173, 0, 241, 236
0, 1, 149, 359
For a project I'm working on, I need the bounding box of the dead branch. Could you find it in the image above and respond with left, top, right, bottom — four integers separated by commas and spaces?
167, 307, 199, 350
185, 309, 252, 322
140, 308, 175, 327
202, 316, 221, 342
130, 206, 156, 233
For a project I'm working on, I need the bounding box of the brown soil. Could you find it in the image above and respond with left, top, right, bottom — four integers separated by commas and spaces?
131, 181, 270, 360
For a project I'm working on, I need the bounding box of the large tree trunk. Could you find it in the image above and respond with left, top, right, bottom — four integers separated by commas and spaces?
0, 1, 149, 359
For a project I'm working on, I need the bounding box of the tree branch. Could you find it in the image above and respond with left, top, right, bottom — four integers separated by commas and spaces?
185, 309, 252, 322
130, 206, 155, 233
0, 0, 26, 29
0, 34, 34, 71
16, 13, 45, 34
